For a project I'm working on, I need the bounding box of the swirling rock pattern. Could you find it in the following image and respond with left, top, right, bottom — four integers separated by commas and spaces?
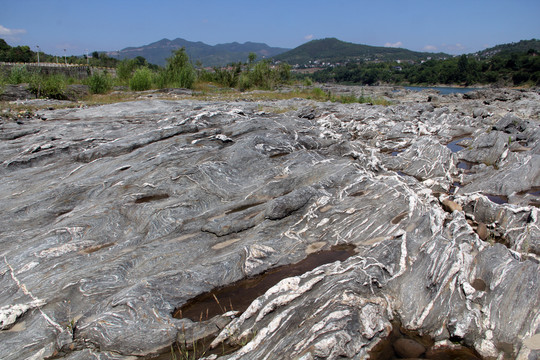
0, 87, 539, 359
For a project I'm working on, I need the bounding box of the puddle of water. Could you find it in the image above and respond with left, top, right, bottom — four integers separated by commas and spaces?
134, 193, 170, 203
518, 187, 540, 197
173, 244, 357, 322
447, 137, 472, 153
457, 161, 474, 170
484, 194, 508, 205
391, 150, 403, 156
449, 181, 462, 194
368, 320, 484, 359
516, 187, 540, 208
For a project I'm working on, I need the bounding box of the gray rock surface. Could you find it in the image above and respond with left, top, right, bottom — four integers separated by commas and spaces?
0, 86, 539, 359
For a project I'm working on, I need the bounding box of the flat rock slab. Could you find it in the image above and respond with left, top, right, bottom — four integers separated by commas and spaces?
0, 88, 539, 359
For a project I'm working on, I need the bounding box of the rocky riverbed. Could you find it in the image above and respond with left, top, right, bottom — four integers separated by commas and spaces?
0, 86, 539, 359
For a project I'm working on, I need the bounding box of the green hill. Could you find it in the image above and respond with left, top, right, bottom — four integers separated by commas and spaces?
474, 39, 540, 58
273, 38, 449, 65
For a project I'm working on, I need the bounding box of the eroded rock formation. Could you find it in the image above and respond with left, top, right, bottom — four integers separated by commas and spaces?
0, 86, 539, 359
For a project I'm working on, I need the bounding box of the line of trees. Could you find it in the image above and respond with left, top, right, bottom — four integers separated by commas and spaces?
310, 50, 540, 86
0, 39, 119, 67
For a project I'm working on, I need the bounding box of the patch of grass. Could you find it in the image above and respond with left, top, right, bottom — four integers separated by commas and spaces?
308, 87, 327, 100
257, 105, 298, 114
82, 92, 139, 106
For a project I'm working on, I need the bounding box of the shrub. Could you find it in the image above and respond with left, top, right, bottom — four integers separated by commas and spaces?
129, 67, 153, 91
8, 65, 32, 84
310, 87, 327, 100
237, 73, 252, 91
160, 48, 196, 89
336, 94, 359, 104
116, 59, 137, 85
28, 73, 67, 99
87, 72, 112, 94
214, 63, 242, 88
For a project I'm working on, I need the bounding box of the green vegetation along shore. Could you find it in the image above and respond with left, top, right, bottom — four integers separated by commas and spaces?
1, 37, 539, 104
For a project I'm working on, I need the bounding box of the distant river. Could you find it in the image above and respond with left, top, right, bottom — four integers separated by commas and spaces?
404, 86, 480, 95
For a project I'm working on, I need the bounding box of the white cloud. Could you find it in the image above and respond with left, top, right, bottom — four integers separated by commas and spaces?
304, 34, 314, 41
384, 41, 403, 48
423, 45, 438, 51
0, 25, 27, 39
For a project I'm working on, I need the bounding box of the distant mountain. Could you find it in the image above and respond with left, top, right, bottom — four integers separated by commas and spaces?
473, 39, 540, 58
108, 38, 290, 67
273, 38, 450, 65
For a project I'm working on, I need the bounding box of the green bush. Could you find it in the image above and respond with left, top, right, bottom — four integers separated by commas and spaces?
214, 63, 242, 88
129, 67, 153, 91
303, 77, 313, 86
310, 87, 327, 99
29, 74, 66, 99
160, 48, 196, 89
87, 72, 112, 94
237, 73, 252, 91
8, 65, 32, 84
116, 59, 137, 85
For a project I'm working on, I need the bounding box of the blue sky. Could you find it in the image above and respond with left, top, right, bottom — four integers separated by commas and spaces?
1, 0, 539, 56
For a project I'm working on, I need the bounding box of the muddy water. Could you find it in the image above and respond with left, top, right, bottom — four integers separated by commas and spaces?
173, 244, 357, 321
369, 321, 484, 360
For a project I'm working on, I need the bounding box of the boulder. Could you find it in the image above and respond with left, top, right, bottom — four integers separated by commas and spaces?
0, 84, 36, 101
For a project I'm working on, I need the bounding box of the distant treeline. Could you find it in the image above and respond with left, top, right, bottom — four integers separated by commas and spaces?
0, 39, 119, 67
310, 50, 540, 86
